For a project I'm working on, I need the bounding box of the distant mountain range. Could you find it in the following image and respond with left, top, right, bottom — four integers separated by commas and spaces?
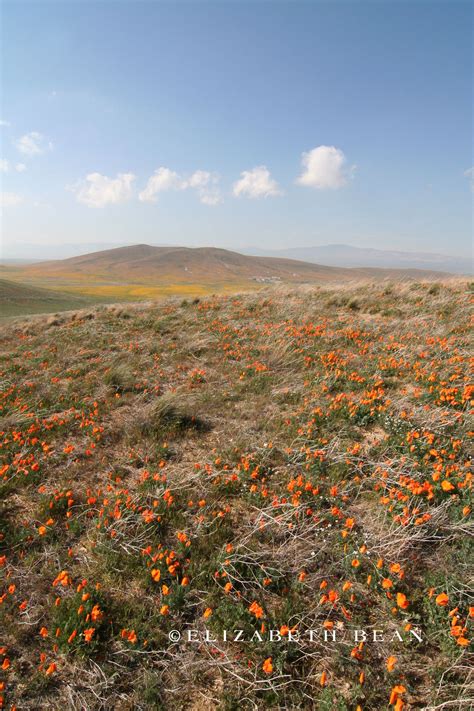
242, 244, 472, 274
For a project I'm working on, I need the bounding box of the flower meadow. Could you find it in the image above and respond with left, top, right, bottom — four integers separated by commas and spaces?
1, 281, 472, 710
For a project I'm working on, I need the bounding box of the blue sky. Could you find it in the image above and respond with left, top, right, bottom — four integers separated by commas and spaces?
1, 0, 472, 258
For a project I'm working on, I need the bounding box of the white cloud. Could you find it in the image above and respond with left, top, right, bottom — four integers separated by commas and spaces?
0, 120, 10, 127
197, 187, 221, 206
185, 170, 211, 189
15, 131, 53, 156
139, 167, 182, 202
1, 192, 23, 207
296, 145, 354, 189
184, 170, 222, 205
464, 167, 474, 192
232, 166, 282, 199
139, 167, 222, 205
69, 172, 136, 208
0, 160, 27, 173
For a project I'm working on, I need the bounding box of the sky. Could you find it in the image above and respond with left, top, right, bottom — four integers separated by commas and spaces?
0, 0, 472, 259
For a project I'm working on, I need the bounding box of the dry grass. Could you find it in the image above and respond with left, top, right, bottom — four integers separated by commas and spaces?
0, 281, 472, 710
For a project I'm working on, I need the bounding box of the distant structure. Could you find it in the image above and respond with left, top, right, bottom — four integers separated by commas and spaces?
252, 276, 282, 283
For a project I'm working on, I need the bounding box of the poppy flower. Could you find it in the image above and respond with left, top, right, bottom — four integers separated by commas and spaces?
435, 592, 449, 606
45, 663, 57, 676
396, 593, 409, 609
389, 684, 406, 704
386, 656, 397, 672
83, 628, 95, 642
90, 604, 103, 622
249, 601, 264, 619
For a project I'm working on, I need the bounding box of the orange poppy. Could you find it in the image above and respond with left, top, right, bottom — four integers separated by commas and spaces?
435, 592, 449, 606
396, 593, 409, 609
262, 657, 273, 674
386, 656, 397, 672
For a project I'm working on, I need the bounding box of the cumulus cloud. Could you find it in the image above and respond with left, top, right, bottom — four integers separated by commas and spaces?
296, 145, 354, 189
139, 167, 182, 202
0, 159, 27, 173
69, 172, 136, 208
15, 131, 53, 156
196, 187, 221, 206
232, 166, 282, 199
184, 170, 222, 205
139, 167, 222, 205
0, 191, 23, 207
464, 167, 474, 192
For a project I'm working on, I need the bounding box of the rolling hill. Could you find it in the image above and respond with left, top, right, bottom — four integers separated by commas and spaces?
0, 279, 108, 318
23, 244, 451, 284
0, 245, 456, 317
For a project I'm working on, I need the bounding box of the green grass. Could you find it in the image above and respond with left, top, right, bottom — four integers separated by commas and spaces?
0, 278, 111, 318
0, 271, 261, 318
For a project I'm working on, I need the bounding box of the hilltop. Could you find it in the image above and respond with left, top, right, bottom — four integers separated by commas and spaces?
1, 280, 471, 709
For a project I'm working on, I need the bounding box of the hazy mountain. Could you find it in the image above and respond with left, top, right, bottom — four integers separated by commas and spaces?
0, 242, 141, 261
242, 244, 471, 274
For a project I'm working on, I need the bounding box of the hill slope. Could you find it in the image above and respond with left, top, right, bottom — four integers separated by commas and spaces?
1, 281, 471, 710
0, 278, 107, 318
24, 244, 451, 284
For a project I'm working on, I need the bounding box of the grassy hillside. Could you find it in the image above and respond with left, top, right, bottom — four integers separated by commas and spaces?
0, 279, 109, 318
21, 244, 366, 282
1, 281, 472, 710
9, 245, 451, 296
0, 247, 453, 316
0, 275, 259, 313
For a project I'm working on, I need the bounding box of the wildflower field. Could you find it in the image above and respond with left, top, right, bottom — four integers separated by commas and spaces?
1, 281, 472, 710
